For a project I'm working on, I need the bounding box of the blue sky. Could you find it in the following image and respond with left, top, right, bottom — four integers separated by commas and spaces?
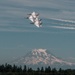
0, 0, 75, 63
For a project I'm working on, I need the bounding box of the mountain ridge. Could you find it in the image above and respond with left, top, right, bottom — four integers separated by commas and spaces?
12, 49, 75, 69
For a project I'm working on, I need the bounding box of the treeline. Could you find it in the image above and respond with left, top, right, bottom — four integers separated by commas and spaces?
0, 63, 75, 75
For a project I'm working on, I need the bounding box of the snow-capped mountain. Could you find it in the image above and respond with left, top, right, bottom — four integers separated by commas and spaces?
12, 49, 75, 69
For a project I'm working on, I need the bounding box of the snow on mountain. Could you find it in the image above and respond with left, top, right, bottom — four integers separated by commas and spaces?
12, 49, 75, 68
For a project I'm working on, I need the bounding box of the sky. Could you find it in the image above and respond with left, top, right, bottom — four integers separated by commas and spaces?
0, 0, 75, 64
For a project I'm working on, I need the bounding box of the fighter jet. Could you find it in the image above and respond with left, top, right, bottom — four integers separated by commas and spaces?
26, 12, 42, 27
34, 17, 42, 27
29, 16, 42, 27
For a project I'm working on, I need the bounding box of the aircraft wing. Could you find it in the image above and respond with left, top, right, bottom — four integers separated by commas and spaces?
29, 15, 34, 23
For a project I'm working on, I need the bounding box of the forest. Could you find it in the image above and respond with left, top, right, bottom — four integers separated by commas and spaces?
0, 63, 75, 75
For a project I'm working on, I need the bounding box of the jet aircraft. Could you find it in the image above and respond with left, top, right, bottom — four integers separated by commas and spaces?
26, 12, 42, 27
34, 17, 42, 27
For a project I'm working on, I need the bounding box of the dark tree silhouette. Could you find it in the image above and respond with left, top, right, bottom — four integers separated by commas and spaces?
23, 65, 27, 72
0, 63, 75, 75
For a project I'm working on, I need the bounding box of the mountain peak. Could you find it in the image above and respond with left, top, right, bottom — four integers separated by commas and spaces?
12, 49, 75, 69
32, 49, 47, 56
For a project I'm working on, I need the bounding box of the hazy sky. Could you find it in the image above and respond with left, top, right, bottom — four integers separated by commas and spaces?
0, 0, 75, 63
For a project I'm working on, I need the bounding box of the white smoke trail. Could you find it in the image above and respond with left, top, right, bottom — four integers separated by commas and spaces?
51, 26, 75, 30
